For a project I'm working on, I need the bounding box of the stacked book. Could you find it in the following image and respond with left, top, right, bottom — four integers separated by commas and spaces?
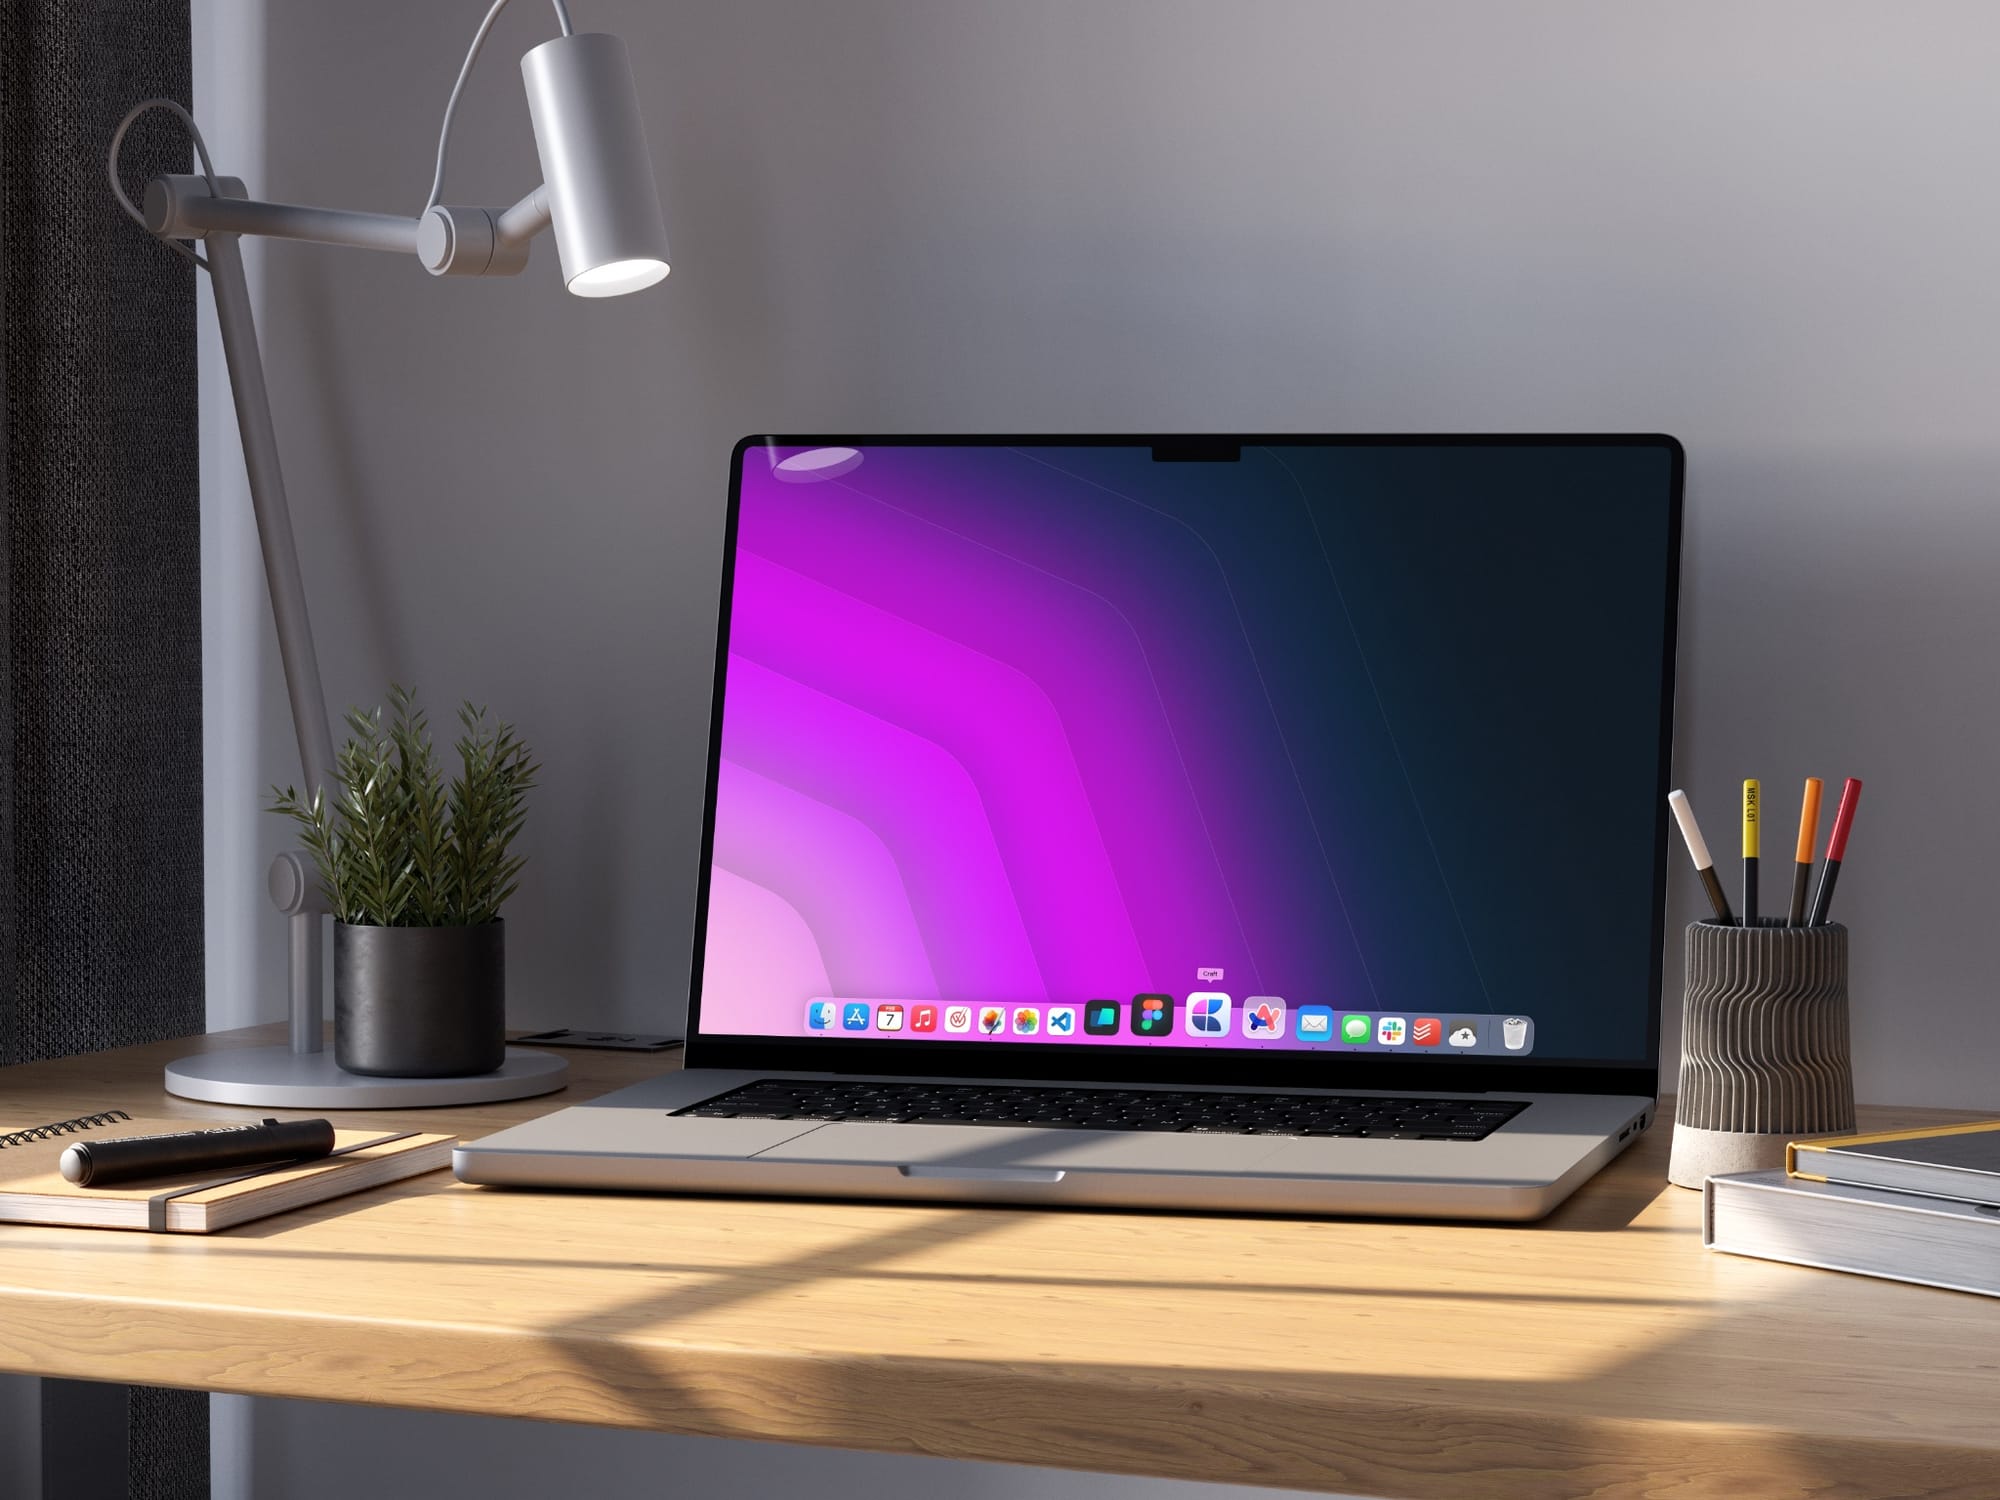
1705, 1122, 2000, 1297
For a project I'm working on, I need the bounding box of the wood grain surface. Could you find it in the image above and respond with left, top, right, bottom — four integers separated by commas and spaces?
2, 1025, 1997, 1498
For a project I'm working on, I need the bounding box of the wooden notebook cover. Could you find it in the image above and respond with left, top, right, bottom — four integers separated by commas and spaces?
0, 1113, 454, 1233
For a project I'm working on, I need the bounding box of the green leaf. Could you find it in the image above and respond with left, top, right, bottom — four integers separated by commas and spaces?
268, 684, 535, 928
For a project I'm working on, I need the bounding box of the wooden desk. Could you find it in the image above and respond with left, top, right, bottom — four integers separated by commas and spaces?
1, 1026, 1995, 1500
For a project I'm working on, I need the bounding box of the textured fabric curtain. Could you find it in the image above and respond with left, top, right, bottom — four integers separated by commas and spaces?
2, 2, 207, 1497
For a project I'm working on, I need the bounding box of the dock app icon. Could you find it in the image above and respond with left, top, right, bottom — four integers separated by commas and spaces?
1084, 1000, 1122, 1035
806, 1000, 838, 1031
1296, 1006, 1333, 1041
1185, 993, 1231, 1036
1243, 997, 1286, 1037
1132, 994, 1174, 1036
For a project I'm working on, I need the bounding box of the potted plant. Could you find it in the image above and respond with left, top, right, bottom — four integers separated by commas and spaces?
272, 685, 537, 1077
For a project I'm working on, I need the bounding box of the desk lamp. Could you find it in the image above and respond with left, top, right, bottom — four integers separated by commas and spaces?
108, 0, 670, 1107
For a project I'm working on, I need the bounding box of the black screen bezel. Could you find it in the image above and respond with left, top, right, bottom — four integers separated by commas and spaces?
684, 434, 1682, 1099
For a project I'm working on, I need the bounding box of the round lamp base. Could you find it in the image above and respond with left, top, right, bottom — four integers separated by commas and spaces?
164, 1044, 568, 1109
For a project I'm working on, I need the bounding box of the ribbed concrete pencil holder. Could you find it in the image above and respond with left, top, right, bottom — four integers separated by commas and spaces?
1668, 919, 1855, 1190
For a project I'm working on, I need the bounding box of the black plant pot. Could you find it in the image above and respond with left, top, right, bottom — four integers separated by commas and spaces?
334, 921, 506, 1077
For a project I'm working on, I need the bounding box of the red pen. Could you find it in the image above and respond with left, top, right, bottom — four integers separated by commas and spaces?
1807, 777, 1862, 927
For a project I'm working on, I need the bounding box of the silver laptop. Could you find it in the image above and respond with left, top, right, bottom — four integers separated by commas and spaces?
456, 435, 1681, 1220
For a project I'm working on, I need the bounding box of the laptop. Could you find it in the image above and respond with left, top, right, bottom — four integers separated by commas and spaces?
455, 434, 1682, 1220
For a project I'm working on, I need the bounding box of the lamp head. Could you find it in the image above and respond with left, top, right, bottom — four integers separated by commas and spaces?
520, 32, 670, 297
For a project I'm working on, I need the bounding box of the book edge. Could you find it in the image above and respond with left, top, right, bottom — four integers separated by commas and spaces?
179, 1138, 456, 1233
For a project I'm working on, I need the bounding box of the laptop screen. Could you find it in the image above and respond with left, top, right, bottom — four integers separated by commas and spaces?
690, 437, 1679, 1084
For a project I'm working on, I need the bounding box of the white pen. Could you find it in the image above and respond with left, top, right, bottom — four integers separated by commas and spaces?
1668, 789, 1737, 925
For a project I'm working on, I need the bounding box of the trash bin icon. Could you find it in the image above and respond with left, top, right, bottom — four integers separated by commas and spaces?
1502, 1016, 1529, 1051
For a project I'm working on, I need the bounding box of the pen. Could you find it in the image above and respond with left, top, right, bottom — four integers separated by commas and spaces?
1668, 789, 1736, 925
1807, 777, 1862, 927
58, 1117, 336, 1187
1789, 777, 1823, 927
1742, 779, 1760, 927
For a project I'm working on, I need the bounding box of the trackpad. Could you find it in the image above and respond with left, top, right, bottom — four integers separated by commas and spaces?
750, 1123, 1285, 1175
590, 1117, 830, 1159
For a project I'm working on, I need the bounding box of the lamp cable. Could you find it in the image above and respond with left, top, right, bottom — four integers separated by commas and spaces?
423, 0, 576, 216
107, 97, 221, 271
110, 2, 577, 267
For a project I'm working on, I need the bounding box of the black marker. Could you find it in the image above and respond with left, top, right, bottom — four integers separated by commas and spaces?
59, 1118, 336, 1187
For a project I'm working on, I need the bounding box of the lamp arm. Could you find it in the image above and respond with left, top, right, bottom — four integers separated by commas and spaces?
147, 173, 555, 278
148, 175, 420, 254
495, 183, 553, 249
202, 226, 338, 803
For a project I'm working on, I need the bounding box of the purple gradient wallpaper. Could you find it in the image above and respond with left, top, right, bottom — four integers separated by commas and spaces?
696, 441, 1677, 1063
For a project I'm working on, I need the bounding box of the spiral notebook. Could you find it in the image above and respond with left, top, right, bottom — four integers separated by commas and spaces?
0, 1110, 454, 1233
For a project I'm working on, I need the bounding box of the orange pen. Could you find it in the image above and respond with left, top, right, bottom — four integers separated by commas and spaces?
1788, 778, 1823, 927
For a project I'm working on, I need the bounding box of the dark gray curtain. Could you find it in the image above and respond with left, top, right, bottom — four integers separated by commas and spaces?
2, 2, 207, 1497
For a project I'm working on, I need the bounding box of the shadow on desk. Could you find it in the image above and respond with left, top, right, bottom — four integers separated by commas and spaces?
32, 1186, 1961, 1498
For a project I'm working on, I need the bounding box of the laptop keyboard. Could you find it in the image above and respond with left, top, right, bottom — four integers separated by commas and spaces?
677, 1081, 1528, 1140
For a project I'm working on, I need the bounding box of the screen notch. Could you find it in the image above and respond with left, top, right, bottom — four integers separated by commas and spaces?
1151, 440, 1240, 463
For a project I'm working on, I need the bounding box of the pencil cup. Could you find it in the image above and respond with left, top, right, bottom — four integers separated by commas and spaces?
1667, 919, 1855, 1190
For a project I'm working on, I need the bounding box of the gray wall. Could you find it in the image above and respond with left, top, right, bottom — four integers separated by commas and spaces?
195, 1, 2000, 1496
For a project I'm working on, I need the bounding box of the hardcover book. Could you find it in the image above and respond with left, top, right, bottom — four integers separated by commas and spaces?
1706, 1168, 2000, 1299
1787, 1121, 2000, 1207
